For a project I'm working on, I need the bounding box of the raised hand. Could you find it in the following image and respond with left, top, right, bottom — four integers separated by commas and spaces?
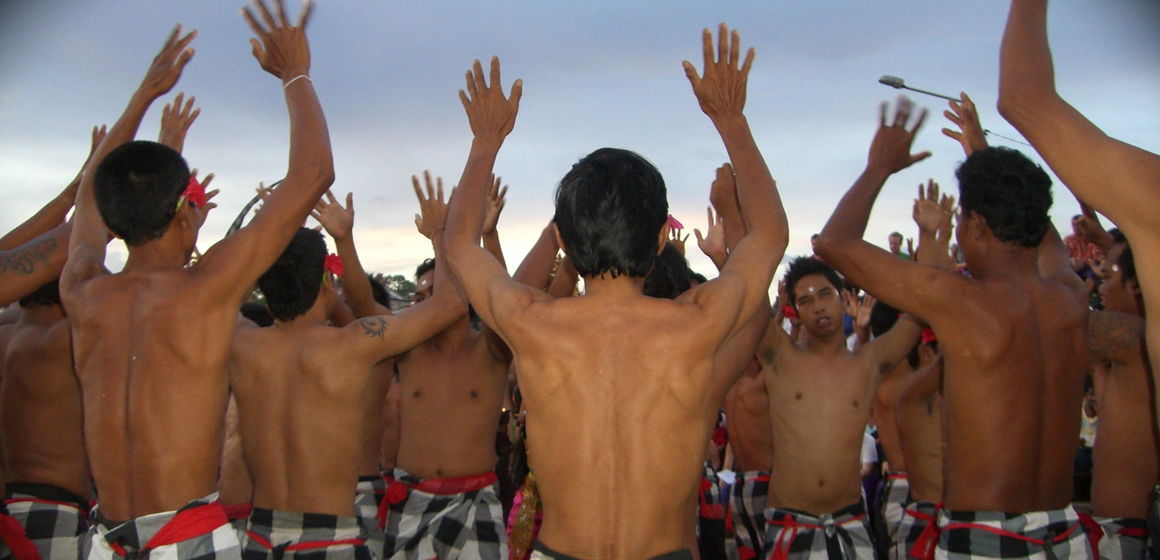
868, 97, 931, 175
482, 175, 508, 235
158, 92, 200, 153
941, 92, 988, 157
137, 25, 197, 101
708, 163, 737, 217
242, 0, 314, 81
459, 57, 522, 141
312, 190, 354, 241
912, 180, 945, 234
856, 293, 876, 332
695, 206, 727, 268
89, 125, 108, 159
187, 171, 219, 229
683, 23, 754, 119
413, 171, 449, 240
669, 227, 690, 255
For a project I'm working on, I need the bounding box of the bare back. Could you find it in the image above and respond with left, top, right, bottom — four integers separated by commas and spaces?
722, 361, 773, 472
1091, 354, 1158, 518
395, 319, 508, 479
508, 294, 723, 558
229, 322, 374, 517
936, 274, 1087, 511
873, 361, 912, 473
69, 270, 236, 522
0, 306, 89, 498
895, 362, 943, 502
359, 359, 394, 476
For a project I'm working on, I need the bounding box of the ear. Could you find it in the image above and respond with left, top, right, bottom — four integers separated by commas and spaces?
551, 222, 566, 256
657, 221, 671, 255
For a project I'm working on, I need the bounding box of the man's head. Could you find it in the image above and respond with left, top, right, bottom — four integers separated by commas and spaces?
642, 243, 692, 299
783, 256, 845, 337
257, 228, 327, 322
413, 258, 435, 304
19, 278, 61, 309
888, 232, 903, 255
1099, 230, 1139, 315
955, 147, 1053, 256
94, 140, 192, 247
554, 148, 668, 279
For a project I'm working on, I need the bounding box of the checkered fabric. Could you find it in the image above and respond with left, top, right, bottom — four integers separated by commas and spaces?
763, 502, 874, 560
352, 475, 386, 560
242, 507, 370, 560
730, 471, 771, 560
1086, 517, 1147, 560
933, 506, 1091, 560
381, 468, 506, 560
5, 484, 91, 560
0, 501, 43, 560
875, 473, 911, 560
698, 463, 727, 560
84, 492, 242, 560
899, 501, 939, 560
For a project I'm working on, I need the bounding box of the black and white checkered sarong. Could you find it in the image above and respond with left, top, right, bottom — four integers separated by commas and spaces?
353, 475, 386, 560
242, 507, 371, 560
381, 468, 505, 560
875, 473, 911, 560
5, 483, 91, 560
763, 502, 875, 560
899, 501, 939, 560
935, 506, 1091, 560
84, 492, 242, 560
1089, 516, 1147, 560
730, 471, 770, 560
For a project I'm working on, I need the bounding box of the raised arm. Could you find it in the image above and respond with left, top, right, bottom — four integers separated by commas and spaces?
998, 0, 1160, 235
512, 223, 560, 290
0, 225, 72, 306
1088, 310, 1145, 365
1036, 225, 1087, 303
680, 24, 787, 338
195, 0, 333, 302
814, 99, 967, 322
1074, 200, 1114, 254
941, 93, 987, 157
62, 25, 196, 299
443, 57, 540, 331
481, 175, 508, 269
313, 190, 387, 317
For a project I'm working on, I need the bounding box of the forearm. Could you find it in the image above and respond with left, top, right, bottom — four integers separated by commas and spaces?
915, 230, 938, 265
548, 255, 578, 298
512, 225, 557, 290
333, 235, 378, 317
0, 183, 78, 250
446, 137, 502, 260
820, 167, 890, 243
713, 114, 787, 247
0, 224, 70, 306
998, 0, 1058, 123
282, 79, 335, 193
483, 230, 506, 270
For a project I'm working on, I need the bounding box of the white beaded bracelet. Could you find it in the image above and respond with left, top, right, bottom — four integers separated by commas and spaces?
283, 74, 312, 89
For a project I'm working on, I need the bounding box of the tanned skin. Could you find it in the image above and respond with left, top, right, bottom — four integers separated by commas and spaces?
228, 224, 463, 516
0, 299, 88, 500
443, 24, 788, 557
723, 359, 773, 473
999, 0, 1160, 419
814, 98, 1088, 512
1088, 243, 1156, 519
59, 0, 334, 523
895, 345, 943, 502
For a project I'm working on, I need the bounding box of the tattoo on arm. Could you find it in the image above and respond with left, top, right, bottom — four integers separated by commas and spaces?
0, 237, 57, 275
1089, 310, 1145, 361
358, 316, 388, 340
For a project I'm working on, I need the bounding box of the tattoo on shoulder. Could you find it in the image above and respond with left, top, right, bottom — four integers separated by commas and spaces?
0, 238, 56, 276
358, 317, 388, 340
1089, 310, 1145, 359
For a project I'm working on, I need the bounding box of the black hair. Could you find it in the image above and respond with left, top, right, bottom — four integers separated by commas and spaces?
643, 243, 692, 299
93, 140, 191, 246
368, 274, 390, 307
1108, 229, 1136, 286
240, 302, 274, 327
868, 299, 923, 368
414, 258, 435, 282
257, 228, 327, 322
782, 256, 843, 309
18, 278, 60, 308
554, 148, 668, 278
956, 147, 1053, 248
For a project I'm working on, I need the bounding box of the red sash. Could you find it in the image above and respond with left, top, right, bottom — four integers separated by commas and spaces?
0, 510, 41, 560
107, 502, 228, 557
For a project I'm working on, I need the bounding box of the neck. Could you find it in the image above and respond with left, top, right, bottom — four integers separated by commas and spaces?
965, 242, 1037, 280
273, 293, 330, 329
798, 326, 848, 355
431, 314, 474, 346
580, 273, 645, 298
123, 228, 190, 272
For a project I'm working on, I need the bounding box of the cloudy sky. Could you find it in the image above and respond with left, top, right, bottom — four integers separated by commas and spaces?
1, 1, 1157, 284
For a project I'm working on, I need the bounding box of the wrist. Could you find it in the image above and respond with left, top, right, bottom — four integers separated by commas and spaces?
711, 113, 749, 134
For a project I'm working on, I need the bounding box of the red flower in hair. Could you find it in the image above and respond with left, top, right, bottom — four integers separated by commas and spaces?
324, 254, 344, 277
182, 175, 207, 209
921, 328, 937, 344
667, 214, 684, 230
782, 305, 798, 319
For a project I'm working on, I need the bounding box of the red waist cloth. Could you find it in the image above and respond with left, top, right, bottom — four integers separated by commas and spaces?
0, 509, 41, 560
108, 502, 228, 557
223, 503, 253, 521
766, 511, 867, 560
245, 530, 364, 551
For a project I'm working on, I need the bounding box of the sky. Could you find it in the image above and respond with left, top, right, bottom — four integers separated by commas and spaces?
1, 1, 1158, 285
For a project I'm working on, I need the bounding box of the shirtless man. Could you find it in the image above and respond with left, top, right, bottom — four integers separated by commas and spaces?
1084, 235, 1156, 560
59, 2, 335, 557
228, 206, 464, 559
444, 23, 788, 557
723, 359, 772, 560
894, 344, 943, 560
755, 253, 922, 560
814, 96, 1090, 558
997, 0, 1160, 411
